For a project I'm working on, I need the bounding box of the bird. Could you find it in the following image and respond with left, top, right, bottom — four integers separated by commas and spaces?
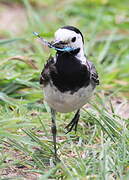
39, 26, 99, 162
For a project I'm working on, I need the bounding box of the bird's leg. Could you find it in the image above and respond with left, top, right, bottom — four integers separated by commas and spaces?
65, 109, 80, 134
50, 108, 58, 162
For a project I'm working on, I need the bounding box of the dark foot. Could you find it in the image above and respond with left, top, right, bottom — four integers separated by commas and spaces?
53, 156, 61, 165
65, 110, 80, 134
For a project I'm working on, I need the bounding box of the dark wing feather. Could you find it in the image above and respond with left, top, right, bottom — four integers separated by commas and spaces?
40, 56, 55, 86
86, 60, 99, 86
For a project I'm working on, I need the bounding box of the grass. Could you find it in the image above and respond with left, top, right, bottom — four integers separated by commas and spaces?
0, 0, 129, 179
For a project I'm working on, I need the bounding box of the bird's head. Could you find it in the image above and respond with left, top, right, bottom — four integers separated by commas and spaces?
52, 26, 85, 58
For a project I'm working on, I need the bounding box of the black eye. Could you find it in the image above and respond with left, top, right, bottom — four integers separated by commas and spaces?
71, 37, 76, 42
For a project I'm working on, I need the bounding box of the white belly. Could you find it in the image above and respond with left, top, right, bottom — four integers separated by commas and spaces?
43, 83, 94, 113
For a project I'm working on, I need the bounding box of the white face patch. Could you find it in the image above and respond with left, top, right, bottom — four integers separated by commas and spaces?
54, 28, 86, 64
55, 28, 83, 49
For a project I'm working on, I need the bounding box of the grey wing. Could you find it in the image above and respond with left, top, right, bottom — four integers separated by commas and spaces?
86, 60, 99, 86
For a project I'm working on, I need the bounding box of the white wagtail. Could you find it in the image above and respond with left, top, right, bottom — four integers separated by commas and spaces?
34, 26, 99, 161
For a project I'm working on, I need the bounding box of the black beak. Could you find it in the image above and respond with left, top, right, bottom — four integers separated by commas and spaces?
52, 40, 67, 49
51, 40, 75, 52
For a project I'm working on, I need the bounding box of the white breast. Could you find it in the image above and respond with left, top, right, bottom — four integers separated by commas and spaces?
43, 83, 94, 113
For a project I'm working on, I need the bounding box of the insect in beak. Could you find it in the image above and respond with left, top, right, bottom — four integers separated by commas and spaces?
33, 32, 75, 52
